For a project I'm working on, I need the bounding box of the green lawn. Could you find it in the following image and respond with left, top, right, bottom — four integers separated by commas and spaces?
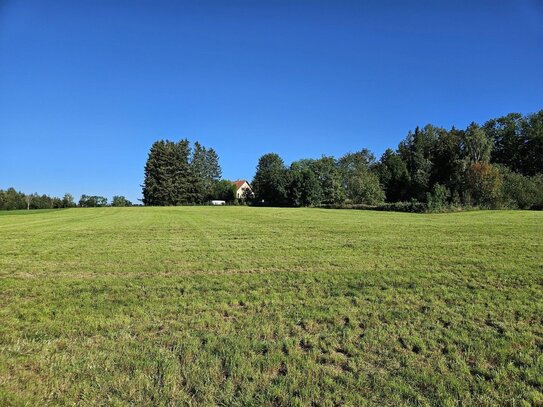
0, 207, 542, 406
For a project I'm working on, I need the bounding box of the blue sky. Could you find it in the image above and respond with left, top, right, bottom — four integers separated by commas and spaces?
1, 0, 542, 202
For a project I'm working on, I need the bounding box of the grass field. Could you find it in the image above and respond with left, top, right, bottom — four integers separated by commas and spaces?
0, 207, 542, 406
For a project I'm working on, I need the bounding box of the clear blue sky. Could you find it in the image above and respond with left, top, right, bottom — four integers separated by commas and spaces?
1, 0, 542, 202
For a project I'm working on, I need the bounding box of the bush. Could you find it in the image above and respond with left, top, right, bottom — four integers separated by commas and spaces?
377, 201, 427, 213
465, 162, 503, 208
426, 184, 449, 212
501, 170, 543, 209
212, 180, 236, 203
318, 200, 427, 213
112, 196, 132, 207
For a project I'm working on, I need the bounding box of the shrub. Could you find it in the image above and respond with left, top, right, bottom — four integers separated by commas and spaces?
501, 170, 543, 209
465, 162, 503, 208
427, 184, 449, 212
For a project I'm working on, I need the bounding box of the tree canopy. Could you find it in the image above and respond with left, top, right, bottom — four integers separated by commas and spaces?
251, 109, 543, 210
2, 109, 541, 212
142, 139, 224, 206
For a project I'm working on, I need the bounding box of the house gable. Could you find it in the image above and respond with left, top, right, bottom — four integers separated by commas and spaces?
232, 180, 253, 199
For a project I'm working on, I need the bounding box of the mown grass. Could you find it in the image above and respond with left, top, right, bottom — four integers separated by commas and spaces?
0, 207, 542, 406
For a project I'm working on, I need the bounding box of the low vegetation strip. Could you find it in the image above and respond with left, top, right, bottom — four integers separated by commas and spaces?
0, 207, 542, 405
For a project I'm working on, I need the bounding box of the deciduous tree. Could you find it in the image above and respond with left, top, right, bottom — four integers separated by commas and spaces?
252, 153, 288, 205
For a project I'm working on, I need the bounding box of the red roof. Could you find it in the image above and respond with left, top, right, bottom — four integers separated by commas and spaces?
232, 180, 249, 190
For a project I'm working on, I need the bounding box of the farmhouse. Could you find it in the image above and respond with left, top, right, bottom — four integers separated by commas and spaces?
232, 180, 253, 199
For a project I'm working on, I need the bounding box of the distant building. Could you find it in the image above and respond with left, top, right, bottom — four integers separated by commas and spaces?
232, 180, 254, 199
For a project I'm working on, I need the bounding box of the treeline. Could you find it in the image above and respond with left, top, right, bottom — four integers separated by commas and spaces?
4, 109, 540, 212
142, 139, 228, 205
0, 189, 133, 210
252, 110, 543, 211
79, 195, 133, 207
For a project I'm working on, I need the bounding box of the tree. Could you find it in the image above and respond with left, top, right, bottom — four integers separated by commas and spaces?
311, 156, 345, 204
430, 127, 464, 193
79, 195, 88, 207
241, 185, 255, 203
0, 189, 77, 210
426, 183, 449, 212
520, 110, 543, 175
190, 143, 222, 203
142, 139, 193, 205
204, 148, 222, 185
338, 150, 384, 205
79, 195, 108, 207
500, 167, 543, 209
398, 125, 439, 201
190, 142, 208, 203
62, 193, 76, 208
24, 193, 34, 210
168, 139, 194, 204
252, 153, 288, 205
52, 197, 63, 208
376, 149, 410, 202
143, 139, 222, 206
484, 113, 523, 172
462, 122, 492, 164
1, 188, 26, 210
338, 149, 375, 171
212, 180, 236, 202
142, 141, 168, 206
112, 196, 132, 207
345, 171, 385, 205
287, 160, 322, 206
464, 162, 502, 208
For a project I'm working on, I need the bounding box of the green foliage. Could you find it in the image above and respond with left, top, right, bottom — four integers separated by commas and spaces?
377, 200, 428, 213
240, 185, 255, 204
190, 141, 208, 203
137, 109, 543, 210
0, 188, 78, 210
484, 113, 524, 172
111, 196, 132, 207
30, 194, 59, 209
398, 125, 439, 201
483, 110, 543, 176
191, 143, 222, 203
464, 162, 503, 208
142, 139, 222, 206
500, 168, 543, 209
79, 195, 108, 207
345, 171, 385, 205
212, 180, 236, 202
338, 150, 385, 205
252, 153, 288, 205
142, 139, 193, 205
205, 148, 222, 184
319, 200, 428, 212
376, 149, 410, 202
62, 193, 76, 208
0, 207, 541, 405
462, 122, 492, 164
373, 109, 543, 211
287, 160, 322, 206
250, 109, 542, 210
426, 183, 449, 212
0, 188, 26, 210
430, 127, 463, 194
4, 111, 540, 213
520, 110, 543, 175
311, 156, 345, 204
